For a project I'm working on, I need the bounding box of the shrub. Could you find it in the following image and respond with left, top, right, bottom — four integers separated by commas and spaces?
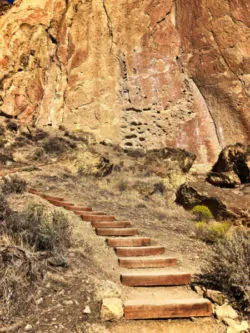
153, 182, 165, 194
197, 232, 250, 314
0, 124, 5, 136
32, 128, 49, 141
12, 135, 31, 148
5, 204, 71, 252
32, 147, 46, 161
191, 205, 214, 221
0, 149, 14, 165
6, 121, 18, 132
0, 246, 43, 317
43, 136, 76, 154
195, 221, 231, 243
1, 175, 27, 194
0, 192, 9, 223
118, 180, 128, 192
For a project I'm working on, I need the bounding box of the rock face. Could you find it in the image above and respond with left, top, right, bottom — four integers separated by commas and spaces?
210, 144, 250, 184
0, 1, 11, 17
0, 0, 249, 163
176, 182, 250, 222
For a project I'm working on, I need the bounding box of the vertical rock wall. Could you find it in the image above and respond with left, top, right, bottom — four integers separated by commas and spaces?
0, 0, 249, 163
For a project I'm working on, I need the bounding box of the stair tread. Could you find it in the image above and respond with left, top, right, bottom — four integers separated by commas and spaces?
119, 256, 176, 260
124, 297, 212, 319
115, 246, 165, 257
122, 271, 189, 277
116, 246, 162, 250
124, 298, 211, 306
106, 237, 151, 247
97, 227, 137, 230
119, 256, 177, 268
92, 221, 132, 228
82, 215, 115, 221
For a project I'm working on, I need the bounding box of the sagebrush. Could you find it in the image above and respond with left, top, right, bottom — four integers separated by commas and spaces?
4, 204, 71, 252
197, 232, 250, 314
1, 175, 27, 194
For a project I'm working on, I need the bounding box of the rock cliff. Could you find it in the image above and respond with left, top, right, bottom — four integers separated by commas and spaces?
0, 0, 249, 163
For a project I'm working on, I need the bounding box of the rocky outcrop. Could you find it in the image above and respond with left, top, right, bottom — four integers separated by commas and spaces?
176, 182, 250, 223
145, 148, 196, 176
208, 144, 250, 186
0, 1, 11, 17
0, 1, 249, 163
206, 172, 241, 188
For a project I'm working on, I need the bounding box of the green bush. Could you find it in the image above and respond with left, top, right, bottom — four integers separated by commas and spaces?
198, 232, 250, 314
1, 175, 27, 194
191, 205, 214, 221
195, 221, 231, 243
5, 205, 71, 252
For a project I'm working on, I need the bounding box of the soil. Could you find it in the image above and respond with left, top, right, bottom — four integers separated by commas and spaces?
0, 128, 240, 333
0, 160, 227, 333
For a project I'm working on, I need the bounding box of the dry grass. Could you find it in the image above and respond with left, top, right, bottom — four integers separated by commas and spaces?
43, 136, 76, 154
0, 245, 44, 317
4, 204, 71, 252
197, 231, 250, 314
0, 193, 72, 319
1, 175, 27, 195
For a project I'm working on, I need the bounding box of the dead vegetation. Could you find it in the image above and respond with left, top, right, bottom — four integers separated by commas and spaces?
0, 245, 44, 317
197, 232, 250, 315
0, 189, 71, 320
1, 175, 27, 194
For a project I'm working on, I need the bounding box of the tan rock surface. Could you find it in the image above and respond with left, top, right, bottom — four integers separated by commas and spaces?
0, 0, 249, 163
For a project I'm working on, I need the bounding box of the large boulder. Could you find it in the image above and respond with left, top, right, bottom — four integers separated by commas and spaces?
0, 1, 11, 17
210, 144, 250, 185
206, 171, 241, 188
176, 181, 250, 222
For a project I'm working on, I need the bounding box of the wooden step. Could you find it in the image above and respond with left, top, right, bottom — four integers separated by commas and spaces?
75, 211, 105, 216
46, 198, 72, 205
119, 257, 177, 268
115, 246, 165, 257
82, 215, 115, 222
28, 189, 42, 195
65, 206, 92, 212
96, 228, 138, 236
40, 195, 65, 201
121, 272, 191, 286
47, 200, 74, 208
92, 221, 132, 228
124, 298, 212, 319
106, 237, 151, 247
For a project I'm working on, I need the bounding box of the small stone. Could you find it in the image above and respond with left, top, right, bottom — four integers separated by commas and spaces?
35, 298, 44, 305
205, 289, 227, 305
63, 300, 74, 305
46, 272, 68, 286
101, 298, 123, 321
83, 305, 91, 314
224, 319, 249, 333
215, 304, 238, 321
193, 285, 204, 297
25, 324, 33, 331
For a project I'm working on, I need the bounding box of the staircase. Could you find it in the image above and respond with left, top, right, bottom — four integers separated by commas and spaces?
28, 188, 212, 320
